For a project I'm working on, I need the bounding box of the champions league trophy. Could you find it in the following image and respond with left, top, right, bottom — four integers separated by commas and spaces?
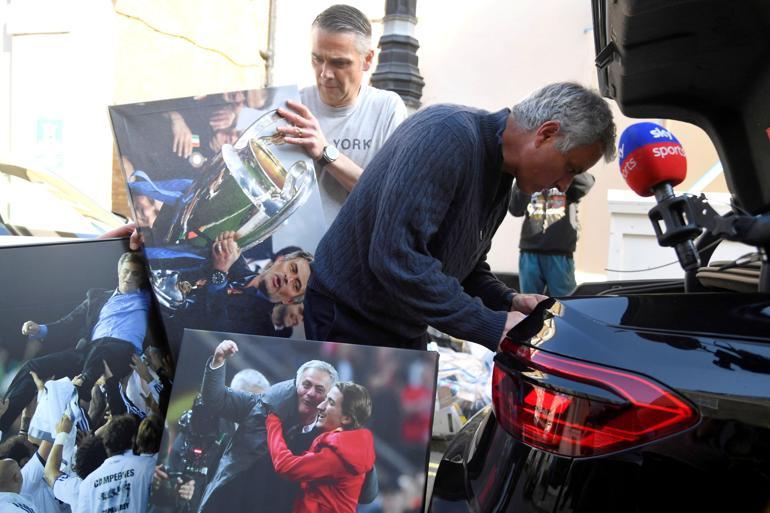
149, 110, 316, 310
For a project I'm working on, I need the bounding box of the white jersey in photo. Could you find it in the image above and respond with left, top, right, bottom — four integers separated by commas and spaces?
20, 453, 69, 513
52, 473, 81, 511
0, 492, 38, 513
28, 378, 82, 474
76, 451, 154, 513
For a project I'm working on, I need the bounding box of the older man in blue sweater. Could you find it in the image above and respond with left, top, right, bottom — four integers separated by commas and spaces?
303, 82, 616, 351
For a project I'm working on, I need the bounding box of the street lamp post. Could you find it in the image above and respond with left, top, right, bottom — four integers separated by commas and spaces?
371, 0, 424, 112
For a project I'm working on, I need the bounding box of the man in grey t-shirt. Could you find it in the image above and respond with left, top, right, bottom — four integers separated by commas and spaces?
276, 4, 408, 225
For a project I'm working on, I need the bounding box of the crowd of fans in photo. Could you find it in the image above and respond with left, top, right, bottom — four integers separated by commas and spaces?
0, 340, 172, 513
0, 248, 174, 513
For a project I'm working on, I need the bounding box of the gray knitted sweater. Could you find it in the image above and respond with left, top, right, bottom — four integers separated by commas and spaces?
310, 104, 516, 350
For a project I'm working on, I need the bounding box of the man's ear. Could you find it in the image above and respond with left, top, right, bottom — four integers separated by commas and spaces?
341, 414, 353, 428
362, 49, 375, 72
534, 120, 561, 147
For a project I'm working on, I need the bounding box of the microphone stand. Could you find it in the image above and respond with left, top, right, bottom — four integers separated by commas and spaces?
648, 187, 770, 292
648, 182, 702, 272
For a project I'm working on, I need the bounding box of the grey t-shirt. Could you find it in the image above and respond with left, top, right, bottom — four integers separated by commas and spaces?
300, 84, 407, 225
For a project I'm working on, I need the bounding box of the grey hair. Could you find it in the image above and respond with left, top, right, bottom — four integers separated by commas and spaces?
230, 369, 271, 394
312, 4, 372, 56
295, 360, 338, 390
280, 250, 314, 265
511, 82, 617, 162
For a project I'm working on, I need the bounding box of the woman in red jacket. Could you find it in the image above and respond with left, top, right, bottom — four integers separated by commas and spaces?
265, 381, 375, 513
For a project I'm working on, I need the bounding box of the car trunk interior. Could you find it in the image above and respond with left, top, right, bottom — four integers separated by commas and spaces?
592, 0, 770, 216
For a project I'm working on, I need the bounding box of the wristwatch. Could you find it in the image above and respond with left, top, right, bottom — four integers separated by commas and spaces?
211, 270, 227, 286
319, 144, 339, 167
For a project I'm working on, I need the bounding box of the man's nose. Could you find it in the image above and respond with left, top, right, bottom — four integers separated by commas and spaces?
320, 64, 334, 79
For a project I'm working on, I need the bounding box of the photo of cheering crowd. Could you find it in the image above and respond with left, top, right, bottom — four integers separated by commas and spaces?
151, 330, 437, 513
110, 86, 328, 356
0, 239, 174, 513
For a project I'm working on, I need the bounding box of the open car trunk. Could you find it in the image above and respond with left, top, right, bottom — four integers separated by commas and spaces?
592, 0, 770, 216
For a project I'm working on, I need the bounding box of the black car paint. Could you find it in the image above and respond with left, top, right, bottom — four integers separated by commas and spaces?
431, 294, 770, 513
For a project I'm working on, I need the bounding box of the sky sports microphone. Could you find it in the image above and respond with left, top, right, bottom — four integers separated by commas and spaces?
618, 122, 702, 271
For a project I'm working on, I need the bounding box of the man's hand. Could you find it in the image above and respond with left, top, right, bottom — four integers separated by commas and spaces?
209, 105, 238, 130
212, 340, 238, 368
169, 111, 194, 158
95, 412, 113, 437
21, 321, 40, 337
276, 100, 328, 160
55, 413, 73, 435
511, 293, 548, 314
152, 466, 196, 502
100, 222, 143, 251
499, 311, 527, 347
152, 465, 169, 493
130, 354, 154, 383
177, 281, 193, 297
211, 231, 240, 273
178, 479, 195, 501
143, 393, 160, 415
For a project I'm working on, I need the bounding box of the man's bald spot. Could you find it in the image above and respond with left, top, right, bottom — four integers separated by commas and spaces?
0, 458, 21, 492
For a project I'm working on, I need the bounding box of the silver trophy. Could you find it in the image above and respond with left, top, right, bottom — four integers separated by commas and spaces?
158, 109, 316, 250
150, 109, 316, 310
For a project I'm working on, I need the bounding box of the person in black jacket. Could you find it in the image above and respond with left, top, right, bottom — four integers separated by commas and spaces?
195, 340, 338, 513
508, 172, 595, 296
150, 367, 271, 513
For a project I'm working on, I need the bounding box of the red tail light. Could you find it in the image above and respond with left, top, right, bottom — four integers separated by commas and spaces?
492, 341, 700, 458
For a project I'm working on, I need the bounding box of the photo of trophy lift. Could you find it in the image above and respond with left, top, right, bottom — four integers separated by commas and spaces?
149, 110, 316, 311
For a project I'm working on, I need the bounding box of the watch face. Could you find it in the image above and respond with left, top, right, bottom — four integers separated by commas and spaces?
324, 145, 340, 161
211, 270, 227, 285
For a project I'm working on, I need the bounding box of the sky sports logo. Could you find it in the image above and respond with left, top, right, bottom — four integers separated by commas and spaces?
618, 123, 686, 195
621, 143, 685, 179
617, 136, 677, 161
619, 123, 681, 164
621, 155, 636, 179
652, 145, 686, 158
649, 127, 674, 140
